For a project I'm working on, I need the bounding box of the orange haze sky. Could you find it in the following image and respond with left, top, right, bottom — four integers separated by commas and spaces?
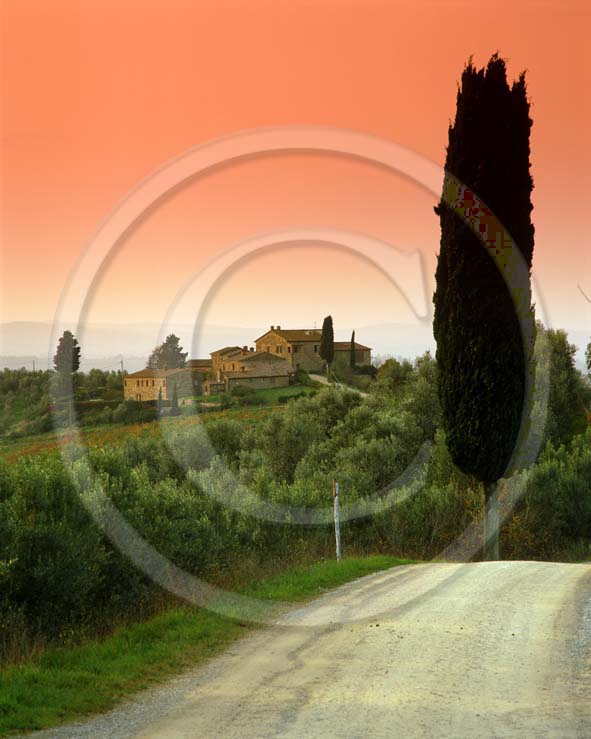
1, 0, 590, 343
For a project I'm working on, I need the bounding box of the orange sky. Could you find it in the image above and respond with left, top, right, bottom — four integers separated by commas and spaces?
1, 0, 590, 337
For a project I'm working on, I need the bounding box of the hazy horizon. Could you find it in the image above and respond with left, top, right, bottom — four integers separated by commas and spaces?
1, 319, 589, 373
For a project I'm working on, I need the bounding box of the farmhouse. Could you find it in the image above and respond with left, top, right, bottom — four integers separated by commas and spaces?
126, 325, 371, 400
254, 326, 372, 371
210, 346, 242, 373
333, 341, 372, 366
204, 349, 294, 394
124, 368, 172, 402
124, 366, 206, 402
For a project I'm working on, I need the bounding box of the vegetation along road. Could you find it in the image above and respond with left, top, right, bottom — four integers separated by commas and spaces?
35, 561, 591, 738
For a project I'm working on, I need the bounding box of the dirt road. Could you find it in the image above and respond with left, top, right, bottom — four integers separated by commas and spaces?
38, 562, 591, 738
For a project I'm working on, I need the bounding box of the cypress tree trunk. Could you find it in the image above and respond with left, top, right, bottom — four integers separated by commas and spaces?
484, 482, 500, 560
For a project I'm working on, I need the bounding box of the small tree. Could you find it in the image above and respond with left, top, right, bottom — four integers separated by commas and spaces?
350, 330, 356, 369
586, 342, 591, 378
147, 334, 187, 370
319, 316, 334, 375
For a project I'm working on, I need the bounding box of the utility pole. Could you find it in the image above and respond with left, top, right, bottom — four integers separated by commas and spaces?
333, 480, 341, 562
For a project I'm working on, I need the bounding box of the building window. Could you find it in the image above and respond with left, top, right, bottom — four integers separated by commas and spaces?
314, 345, 318, 353
137, 380, 140, 387
163, 380, 166, 387
266, 345, 270, 352
288, 346, 291, 353
152, 380, 155, 386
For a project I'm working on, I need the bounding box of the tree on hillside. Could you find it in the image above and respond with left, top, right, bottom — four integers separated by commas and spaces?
170, 381, 179, 415
376, 357, 414, 395
53, 330, 81, 376
433, 54, 535, 560
350, 330, 356, 368
535, 324, 587, 447
319, 316, 334, 374
147, 334, 187, 370
580, 288, 590, 378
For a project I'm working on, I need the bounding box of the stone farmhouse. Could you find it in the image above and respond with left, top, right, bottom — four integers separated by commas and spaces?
204, 349, 294, 395
124, 368, 171, 402
254, 326, 372, 372
124, 362, 211, 403
124, 326, 371, 401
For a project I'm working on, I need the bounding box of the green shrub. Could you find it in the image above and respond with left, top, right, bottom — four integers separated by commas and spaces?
502, 427, 591, 558
205, 419, 244, 466
278, 391, 307, 404
112, 399, 157, 425
295, 368, 314, 386
1, 455, 107, 636
230, 385, 255, 398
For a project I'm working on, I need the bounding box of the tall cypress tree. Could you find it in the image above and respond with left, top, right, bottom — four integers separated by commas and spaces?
53, 330, 81, 376
53, 330, 81, 401
169, 381, 179, 415
319, 316, 334, 374
350, 330, 356, 368
433, 55, 534, 559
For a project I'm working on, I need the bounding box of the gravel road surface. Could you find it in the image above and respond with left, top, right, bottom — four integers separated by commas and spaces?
34, 561, 591, 739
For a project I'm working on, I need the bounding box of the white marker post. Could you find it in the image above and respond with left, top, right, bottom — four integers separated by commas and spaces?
333, 480, 341, 562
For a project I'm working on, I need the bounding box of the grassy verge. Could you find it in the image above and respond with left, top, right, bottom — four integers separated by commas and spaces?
0, 555, 413, 736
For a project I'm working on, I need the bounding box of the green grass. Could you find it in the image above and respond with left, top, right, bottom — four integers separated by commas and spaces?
0, 555, 413, 736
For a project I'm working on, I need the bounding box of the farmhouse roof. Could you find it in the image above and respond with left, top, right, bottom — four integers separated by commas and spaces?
240, 351, 291, 364
223, 365, 292, 378
334, 341, 372, 351
254, 328, 322, 343
186, 359, 212, 368
126, 368, 176, 379
211, 345, 242, 356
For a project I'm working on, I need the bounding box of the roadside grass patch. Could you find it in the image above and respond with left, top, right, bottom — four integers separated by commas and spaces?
0, 555, 412, 736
